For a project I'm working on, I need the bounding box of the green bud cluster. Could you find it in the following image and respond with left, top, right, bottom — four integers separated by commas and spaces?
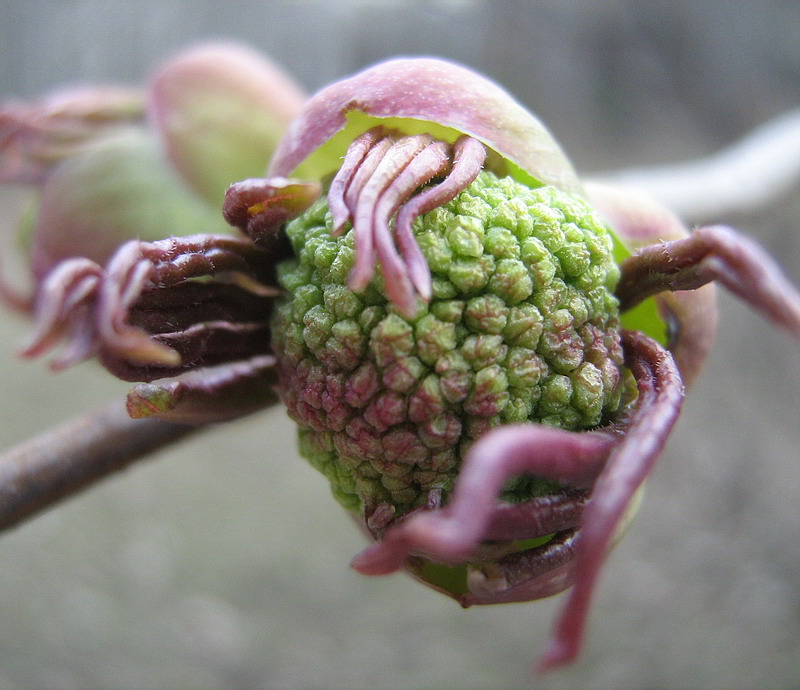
271, 171, 624, 515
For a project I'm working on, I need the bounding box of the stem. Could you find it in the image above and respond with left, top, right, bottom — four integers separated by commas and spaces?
592, 108, 800, 221
0, 401, 199, 533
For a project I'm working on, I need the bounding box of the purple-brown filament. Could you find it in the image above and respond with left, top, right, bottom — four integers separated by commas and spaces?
328, 127, 487, 316
351, 329, 684, 672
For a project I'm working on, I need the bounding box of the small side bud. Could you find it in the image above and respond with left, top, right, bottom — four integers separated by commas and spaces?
149, 43, 306, 205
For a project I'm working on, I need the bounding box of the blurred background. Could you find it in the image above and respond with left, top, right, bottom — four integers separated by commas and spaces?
0, 1, 798, 688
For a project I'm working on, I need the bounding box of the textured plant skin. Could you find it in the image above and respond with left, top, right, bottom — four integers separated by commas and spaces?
272, 170, 624, 516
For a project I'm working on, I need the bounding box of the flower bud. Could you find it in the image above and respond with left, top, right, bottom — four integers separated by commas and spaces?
1, 43, 306, 311
31, 130, 224, 277
273, 170, 624, 515
0, 86, 144, 184
149, 43, 306, 205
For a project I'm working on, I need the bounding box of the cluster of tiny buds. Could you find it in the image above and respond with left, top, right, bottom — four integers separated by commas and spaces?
272, 169, 624, 513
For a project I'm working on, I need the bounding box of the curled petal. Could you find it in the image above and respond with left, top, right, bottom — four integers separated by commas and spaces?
394, 135, 486, 236
19, 257, 103, 368
340, 136, 396, 285
343, 136, 395, 208
349, 135, 432, 301
393, 135, 486, 299
328, 126, 386, 236
617, 224, 800, 343
95, 241, 180, 367
537, 330, 684, 673
594, 181, 800, 376
326, 130, 487, 316
95, 235, 279, 373
365, 139, 451, 305
223, 177, 321, 246
23, 234, 280, 381
126, 355, 279, 423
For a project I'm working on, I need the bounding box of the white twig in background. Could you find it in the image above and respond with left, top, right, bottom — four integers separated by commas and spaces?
591, 108, 800, 222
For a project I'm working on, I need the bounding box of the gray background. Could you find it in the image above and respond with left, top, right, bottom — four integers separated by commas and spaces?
1, 1, 799, 688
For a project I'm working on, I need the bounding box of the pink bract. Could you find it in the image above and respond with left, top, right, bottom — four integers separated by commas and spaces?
268, 57, 582, 196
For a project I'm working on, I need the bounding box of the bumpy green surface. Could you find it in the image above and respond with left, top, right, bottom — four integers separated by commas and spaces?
271, 171, 624, 515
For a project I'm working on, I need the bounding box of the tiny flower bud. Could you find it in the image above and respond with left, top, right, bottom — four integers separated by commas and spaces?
149, 43, 306, 205
31, 130, 224, 277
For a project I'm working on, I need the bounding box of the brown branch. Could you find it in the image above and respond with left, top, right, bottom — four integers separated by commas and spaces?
0, 401, 200, 533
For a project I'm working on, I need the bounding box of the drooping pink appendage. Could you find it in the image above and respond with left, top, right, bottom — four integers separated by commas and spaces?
350, 135, 434, 299
536, 330, 684, 673
370, 140, 452, 313
376, 140, 451, 302
340, 136, 396, 289
393, 134, 487, 241
329, 130, 487, 316
328, 127, 385, 236
350, 427, 616, 575
388, 135, 486, 312
342, 136, 404, 291
617, 224, 800, 341
19, 257, 103, 368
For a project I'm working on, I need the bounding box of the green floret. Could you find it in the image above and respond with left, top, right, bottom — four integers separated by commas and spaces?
271, 170, 624, 515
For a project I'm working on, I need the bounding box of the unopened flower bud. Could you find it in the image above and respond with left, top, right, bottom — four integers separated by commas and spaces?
273, 170, 624, 515
149, 43, 306, 205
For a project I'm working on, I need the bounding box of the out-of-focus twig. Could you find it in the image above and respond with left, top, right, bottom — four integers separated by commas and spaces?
591, 108, 800, 222
0, 402, 199, 533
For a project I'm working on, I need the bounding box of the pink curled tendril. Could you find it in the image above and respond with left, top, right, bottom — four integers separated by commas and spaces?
328, 127, 487, 316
